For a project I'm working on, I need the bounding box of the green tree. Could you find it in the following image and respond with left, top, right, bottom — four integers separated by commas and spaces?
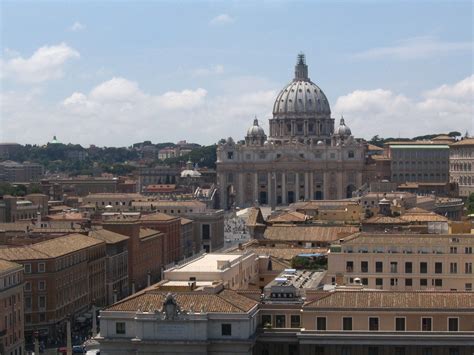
467, 193, 474, 215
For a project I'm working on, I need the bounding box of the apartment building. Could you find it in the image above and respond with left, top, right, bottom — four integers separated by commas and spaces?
0, 234, 106, 340
0, 260, 24, 355
326, 233, 474, 291
257, 289, 474, 355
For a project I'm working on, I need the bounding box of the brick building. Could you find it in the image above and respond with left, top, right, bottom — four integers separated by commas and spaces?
102, 219, 165, 292
139, 213, 182, 265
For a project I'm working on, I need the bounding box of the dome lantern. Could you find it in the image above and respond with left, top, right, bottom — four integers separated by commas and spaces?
294, 53, 309, 81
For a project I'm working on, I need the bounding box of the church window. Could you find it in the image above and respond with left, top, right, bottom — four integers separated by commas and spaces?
308, 123, 314, 132
246, 154, 251, 160
348, 151, 354, 158
297, 124, 303, 132
227, 152, 234, 160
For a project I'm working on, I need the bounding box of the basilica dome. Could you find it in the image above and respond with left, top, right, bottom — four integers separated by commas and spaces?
335, 117, 351, 136
272, 54, 331, 118
247, 118, 266, 137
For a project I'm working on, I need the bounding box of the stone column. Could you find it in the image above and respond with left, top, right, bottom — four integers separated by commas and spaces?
337, 172, 344, 199
323, 172, 330, 199
238, 172, 245, 207
309, 171, 314, 200
92, 303, 97, 337
282, 172, 287, 205
267, 172, 273, 209
253, 173, 259, 205
295, 173, 300, 201
304, 172, 309, 200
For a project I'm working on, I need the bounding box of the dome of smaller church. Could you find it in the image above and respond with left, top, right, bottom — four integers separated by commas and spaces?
335, 117, 351, 136
247, 118, 266, 137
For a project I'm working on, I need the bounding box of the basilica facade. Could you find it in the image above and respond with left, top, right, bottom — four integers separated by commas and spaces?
216, 54, 367, 209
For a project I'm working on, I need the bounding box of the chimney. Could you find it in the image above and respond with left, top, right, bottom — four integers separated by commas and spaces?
131, 280, 136, 294
36, 211, 41, 225
113, 289, 118, 304
147, 271, 151, 287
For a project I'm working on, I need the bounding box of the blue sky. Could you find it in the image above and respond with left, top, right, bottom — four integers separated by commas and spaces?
1, 0, 473, 146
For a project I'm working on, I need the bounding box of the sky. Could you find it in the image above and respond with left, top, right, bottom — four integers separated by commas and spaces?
1, 0, 473, 147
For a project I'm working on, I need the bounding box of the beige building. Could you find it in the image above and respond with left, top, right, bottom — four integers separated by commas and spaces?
0, 234, 106, 340
450, 138, 474, 197
326, 233, 474, 291
257, 289, 474, 355
387, 138, 452, 184
0, 260, 24, 355
163, 252, 259, 290
83, 193, 143, 211
217, 54, 366, 210
89, 229, 129, 304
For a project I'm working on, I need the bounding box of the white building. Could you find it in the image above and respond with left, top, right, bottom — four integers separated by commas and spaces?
164, 252, 259, 290
97, 288, 259, 355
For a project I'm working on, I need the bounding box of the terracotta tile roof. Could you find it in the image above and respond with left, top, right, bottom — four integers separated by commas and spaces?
401, 209, 448, 222
180, 217, 193, 225
450, 138, 474, 146
367, 144, 384, 151
0, 259, 23, 273
304, 290, 474, 310
47, 212, 86, 221
292, 200, 357, 210
268, 211, 308, 223
106, 289, 258, 313
0, 234, 104, 261
246, 207, 266, 227
139, 228, 163, 240
363, 215, 408, 225
89, 228, 129, 244
339, 233, 474, 246
264, 225, 358, 243
140, 212, 179, 222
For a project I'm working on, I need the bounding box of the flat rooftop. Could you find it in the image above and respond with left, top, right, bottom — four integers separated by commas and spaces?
168, 253, 252, 273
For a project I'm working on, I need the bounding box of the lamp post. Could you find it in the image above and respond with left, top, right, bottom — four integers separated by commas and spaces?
66, 315, 72, 355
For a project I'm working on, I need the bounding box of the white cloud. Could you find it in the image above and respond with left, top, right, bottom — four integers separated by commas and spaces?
69, 21, 85, 32
1, 43, 80, 83
209, 14, 234, 26
192, 64, 224, 77
354, 36, 472, 60
334, 75, 474, 139
0, 74, 274, 146
4, 72, 471, 147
